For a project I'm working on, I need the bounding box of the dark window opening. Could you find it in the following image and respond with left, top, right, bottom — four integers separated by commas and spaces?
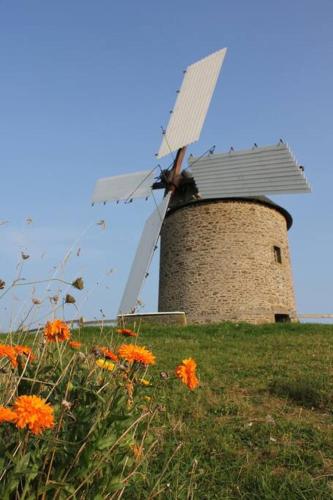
275, 314, 290, 323
273, 246, 282, 263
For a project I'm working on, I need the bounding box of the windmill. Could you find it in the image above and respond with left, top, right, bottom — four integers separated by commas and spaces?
92, 48, 311, 324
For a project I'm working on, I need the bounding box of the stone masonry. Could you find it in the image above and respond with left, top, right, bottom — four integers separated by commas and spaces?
158, 199, 297, 324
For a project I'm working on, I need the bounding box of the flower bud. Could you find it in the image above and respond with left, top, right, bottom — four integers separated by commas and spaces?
72, 277, 84, 290
61, 399, 72, 410
65, 294, 76, 304
49, 295, 59, 304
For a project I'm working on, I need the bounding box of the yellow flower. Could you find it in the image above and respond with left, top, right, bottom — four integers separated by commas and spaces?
118, 344, 156, 365
139, 378, 151, 386
175, 358, 199, 390
14, 395, 55, 435
44, 319, 70, 342
96, 359, 115, 372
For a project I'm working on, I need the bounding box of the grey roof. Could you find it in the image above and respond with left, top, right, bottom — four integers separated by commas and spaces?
189, 143, 311, 198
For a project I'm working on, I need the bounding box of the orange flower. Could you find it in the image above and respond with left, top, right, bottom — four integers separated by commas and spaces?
131, 443, 143, 461
14, 395, 55, 435
97, 346, 119, 362
44, 319, 70, 342
0, 344, 18, 367
116, 328, 138, 338
14, 345, 35, 361
69, 341, 81, 349
175, 358, 199, 390
118, 344, 156, 365
0, 405, 17, 423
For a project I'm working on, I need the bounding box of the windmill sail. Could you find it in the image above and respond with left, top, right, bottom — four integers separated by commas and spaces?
157, 48, 227, 159
92, 170, 156, 203
118, 192, 171, 315
190, 143, 311, 198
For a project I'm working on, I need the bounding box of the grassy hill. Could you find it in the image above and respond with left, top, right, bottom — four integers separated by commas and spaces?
74, 322, 333, 499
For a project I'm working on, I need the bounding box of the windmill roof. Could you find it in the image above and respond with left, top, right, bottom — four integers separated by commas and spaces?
166, 196, 293, 230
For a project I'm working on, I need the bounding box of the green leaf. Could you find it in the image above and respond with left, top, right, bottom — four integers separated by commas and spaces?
107, 476, 124, 493
14, 452, 31, 474
96, 433, 118, 450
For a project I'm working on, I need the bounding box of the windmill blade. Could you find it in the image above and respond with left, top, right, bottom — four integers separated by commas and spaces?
118, 192, 171, 315
92, 169, 156, 203
157, 48, 227, 159
190, 143, 311, 197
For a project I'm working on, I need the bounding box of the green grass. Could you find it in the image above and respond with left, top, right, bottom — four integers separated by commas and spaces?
73, 323, 333, 498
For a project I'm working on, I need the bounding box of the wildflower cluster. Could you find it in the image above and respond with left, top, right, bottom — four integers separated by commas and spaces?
0, 319, 199, 498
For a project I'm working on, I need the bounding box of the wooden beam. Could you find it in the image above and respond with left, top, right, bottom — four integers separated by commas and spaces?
169, 146, 187, 192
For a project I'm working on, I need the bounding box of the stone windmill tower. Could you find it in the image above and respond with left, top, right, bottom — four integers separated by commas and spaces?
158, 154, 300, 324
92, 48, 311, 324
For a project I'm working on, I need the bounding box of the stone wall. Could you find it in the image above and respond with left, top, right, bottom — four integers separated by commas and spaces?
158, 199, 297, 324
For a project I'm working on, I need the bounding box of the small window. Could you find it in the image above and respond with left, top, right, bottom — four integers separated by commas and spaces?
275, 314, 290, 323
273, 246, 282, 264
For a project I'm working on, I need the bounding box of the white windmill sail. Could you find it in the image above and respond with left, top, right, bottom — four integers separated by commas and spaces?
190, 143, 311, 198
92, 169, 155, 203
157, 48, 227, 159
118, 192, 171, 315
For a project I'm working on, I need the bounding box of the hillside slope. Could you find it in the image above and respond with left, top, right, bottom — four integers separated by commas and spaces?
79, 322, 333, 499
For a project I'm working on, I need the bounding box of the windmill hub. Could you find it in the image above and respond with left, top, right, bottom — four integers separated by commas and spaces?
153, 170, 199, 208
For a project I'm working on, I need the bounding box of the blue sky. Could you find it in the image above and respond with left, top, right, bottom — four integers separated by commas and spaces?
0, 0, 332, 329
